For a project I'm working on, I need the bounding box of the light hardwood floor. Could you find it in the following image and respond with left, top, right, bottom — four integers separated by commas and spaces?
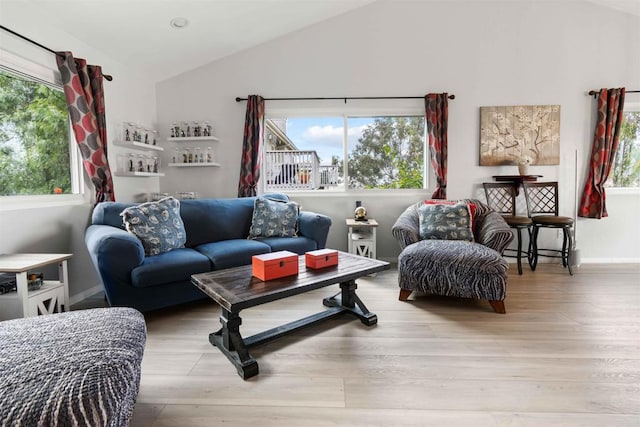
84, 263, 640, 426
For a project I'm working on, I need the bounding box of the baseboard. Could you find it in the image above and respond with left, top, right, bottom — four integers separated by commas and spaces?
379, 256, 397, 265
580, 258, 640, 264
505, 257, 640, 264
69, 284, 103, 305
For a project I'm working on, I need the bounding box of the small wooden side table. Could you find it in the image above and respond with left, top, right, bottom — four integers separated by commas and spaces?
346, 218, 378, 259
492, 175, 542, 196
0, 253, 72, 320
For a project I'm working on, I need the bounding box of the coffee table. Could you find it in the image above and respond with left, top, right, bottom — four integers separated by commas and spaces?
191, 251, 389, 379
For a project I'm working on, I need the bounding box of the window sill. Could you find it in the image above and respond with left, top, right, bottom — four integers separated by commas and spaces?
0, 194, 88, 212
605, 187, 640, 195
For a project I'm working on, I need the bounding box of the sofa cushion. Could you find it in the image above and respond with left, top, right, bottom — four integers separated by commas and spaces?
121, 197, 186, 256
131, 248, 211, 288
92, 202, 136, 229
180, 198, 257, 247
195, 239, 272, 270
418, 202, 474, 242
248, 196, 299, 239
258, 236, 318, 254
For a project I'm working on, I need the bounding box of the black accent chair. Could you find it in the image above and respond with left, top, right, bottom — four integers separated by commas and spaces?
483, 182, 533, 275
522, 181, 574, 275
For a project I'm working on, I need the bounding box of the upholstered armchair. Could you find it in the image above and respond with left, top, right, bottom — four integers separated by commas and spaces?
392, 199, 513, 313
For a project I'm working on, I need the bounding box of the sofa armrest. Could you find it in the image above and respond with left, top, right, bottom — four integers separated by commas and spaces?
391, 203, 421, 250
298, 211, 332, 249
85, 225, 145, 302
476, 211, 514, 254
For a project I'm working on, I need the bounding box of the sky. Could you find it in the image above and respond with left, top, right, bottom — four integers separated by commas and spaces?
283, 117, 372, 165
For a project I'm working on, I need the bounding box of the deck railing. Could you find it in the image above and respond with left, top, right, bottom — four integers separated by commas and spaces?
264, 151, 340, 191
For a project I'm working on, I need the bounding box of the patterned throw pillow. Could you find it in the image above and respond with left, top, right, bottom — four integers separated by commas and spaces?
418, 202, 474, 242
248, 196, 299, 239
120, 197, 186, 256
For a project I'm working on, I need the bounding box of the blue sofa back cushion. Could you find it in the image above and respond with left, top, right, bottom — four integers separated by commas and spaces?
92, 202, 135, 229
180, 198, 256, 247
91, 193, 292, 247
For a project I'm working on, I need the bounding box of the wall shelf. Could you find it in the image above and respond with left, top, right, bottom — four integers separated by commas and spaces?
113, 140, 164, 151
168, 162, 221, 167
167, 136, 219, 142
114, 171, 165, 177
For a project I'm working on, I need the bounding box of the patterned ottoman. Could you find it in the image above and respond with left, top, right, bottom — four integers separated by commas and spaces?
398, 239, 509, 313
0, 307, 146, 426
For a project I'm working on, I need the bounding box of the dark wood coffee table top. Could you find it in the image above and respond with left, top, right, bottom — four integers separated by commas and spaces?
192, 251, 389, 312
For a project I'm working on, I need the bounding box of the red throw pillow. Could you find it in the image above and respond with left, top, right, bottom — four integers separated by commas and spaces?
424, 199, 477, 230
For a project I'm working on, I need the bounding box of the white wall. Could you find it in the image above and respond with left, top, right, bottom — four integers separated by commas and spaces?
0, 4, 159, 300
156, 0, 640, 263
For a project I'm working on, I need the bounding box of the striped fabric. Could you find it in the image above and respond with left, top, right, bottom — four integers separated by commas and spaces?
392, 199, 513, 304
0, 308, 146, 427
398, 240, 509, 301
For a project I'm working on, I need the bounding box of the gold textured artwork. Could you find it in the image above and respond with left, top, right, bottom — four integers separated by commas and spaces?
479, 105, 560, 166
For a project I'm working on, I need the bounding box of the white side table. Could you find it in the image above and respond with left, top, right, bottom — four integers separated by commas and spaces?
0, 253, 72, 320
346, 218, 378, 259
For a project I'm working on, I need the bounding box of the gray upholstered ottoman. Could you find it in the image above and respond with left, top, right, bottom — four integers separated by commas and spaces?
0, 307, 146, 426
398, 239, 509, 313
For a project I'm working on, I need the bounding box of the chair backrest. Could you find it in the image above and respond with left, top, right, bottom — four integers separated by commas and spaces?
482, 182, 516, 216
522, 181, 559, 216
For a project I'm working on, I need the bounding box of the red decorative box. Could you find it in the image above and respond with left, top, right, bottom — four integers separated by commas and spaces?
305, 249, 339, 269
252, 251, 299, 281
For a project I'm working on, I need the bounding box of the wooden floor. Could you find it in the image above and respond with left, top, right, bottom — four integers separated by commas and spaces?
82, 263, 640, 426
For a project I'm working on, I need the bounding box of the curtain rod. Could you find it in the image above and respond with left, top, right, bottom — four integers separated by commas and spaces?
0, 25, 113, 81
588, 89, 639, 98
235, 94, 455, 103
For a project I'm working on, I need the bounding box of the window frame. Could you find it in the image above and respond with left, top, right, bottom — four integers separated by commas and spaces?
0, 48, 86, 209
262, 101, 429, 194
607, 101, 640, 194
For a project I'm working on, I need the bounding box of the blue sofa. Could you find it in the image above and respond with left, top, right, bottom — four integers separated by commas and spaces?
85, 194, 332, 312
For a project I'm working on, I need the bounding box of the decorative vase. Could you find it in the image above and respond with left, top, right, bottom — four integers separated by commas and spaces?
518, 163, 528, 176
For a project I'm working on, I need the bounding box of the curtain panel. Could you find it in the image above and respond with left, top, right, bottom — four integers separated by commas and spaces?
238, 95, 265, 197
578, 88, 626, 219
425, 93, 449, 199
56, 51, 115, 203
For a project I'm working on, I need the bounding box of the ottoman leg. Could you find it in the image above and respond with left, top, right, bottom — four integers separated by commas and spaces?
489, 300, 506, 314
399, 289, 412, 301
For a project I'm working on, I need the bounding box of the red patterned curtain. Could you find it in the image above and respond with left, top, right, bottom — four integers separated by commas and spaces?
56, 51, 114, 202
578, 88, 626, 219
238, 95, 265, 197
425, 93, 449, 199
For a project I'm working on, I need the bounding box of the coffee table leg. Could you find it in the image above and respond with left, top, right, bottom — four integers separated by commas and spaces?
322, 280, 378, 326
209, 309, 259, 379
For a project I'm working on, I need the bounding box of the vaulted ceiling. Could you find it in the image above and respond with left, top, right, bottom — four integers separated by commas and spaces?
0, 0, 638, 82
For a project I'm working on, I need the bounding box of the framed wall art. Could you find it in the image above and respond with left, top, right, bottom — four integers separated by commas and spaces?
479, 105, 560, 166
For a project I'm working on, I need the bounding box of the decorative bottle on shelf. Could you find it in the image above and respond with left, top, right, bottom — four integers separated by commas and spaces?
206, 147, 213, 163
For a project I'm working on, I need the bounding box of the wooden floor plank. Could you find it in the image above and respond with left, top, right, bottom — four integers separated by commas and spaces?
77, 263, 640, 425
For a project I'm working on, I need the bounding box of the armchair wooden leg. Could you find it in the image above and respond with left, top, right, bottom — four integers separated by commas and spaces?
398, 289, 412, 301
489, 300, 506, 314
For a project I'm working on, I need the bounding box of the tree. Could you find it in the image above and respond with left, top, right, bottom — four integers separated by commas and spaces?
0, 70, 70, 196
610, 111, 640, 188
348, 117, 424, 189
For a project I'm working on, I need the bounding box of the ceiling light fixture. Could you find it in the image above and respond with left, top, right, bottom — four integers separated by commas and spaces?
170, 18, 189, 29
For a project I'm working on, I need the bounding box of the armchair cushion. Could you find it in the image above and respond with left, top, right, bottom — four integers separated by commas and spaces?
418, 202, 474, 241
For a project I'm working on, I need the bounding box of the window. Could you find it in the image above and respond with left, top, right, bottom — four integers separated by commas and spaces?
607, 104, 640, 188
0, 64, 78, 197
263, 114, 426, 192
